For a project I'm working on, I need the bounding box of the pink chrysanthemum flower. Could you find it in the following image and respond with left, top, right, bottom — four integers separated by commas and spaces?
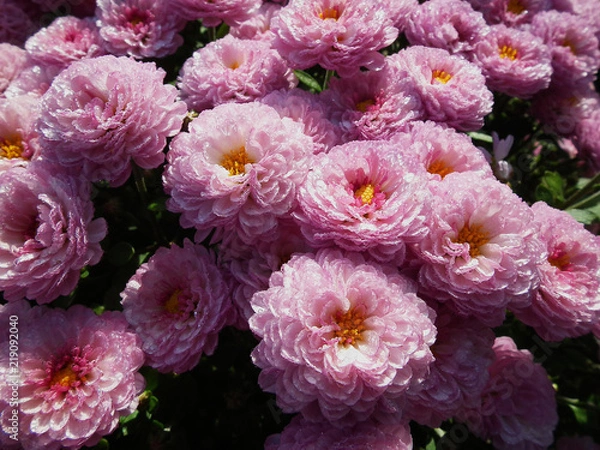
553, 0, 600, 42
164, 102, 312, 244
530, 10, 600, 88
510, 202, 600, 341
0, 164, 107, 304
260, 88, 341, 154
121, 239, 233, 373
219, 218, 314, 329
229, 2, 282, 42
388, 46, 493, 131
389, 121, 494, 183
0, 43, 28, 97
319, 63, 422, 142
531, 81, 600, 136
38, 55, 187, 187
0, 301, 145, 450
415, 172, 543, 326
96, 0, 186, 59
0, 94, 42, 172
0, 0, 37, 46
249, 249, 437, 427
457, 336, 558, 450
1, 62, 62, 99
178, 34, 297, 113
270, 0, 398, 77
264, 415, 413, 450
172, 0, 262, 27
473, 24, 553, 99
380, 0, 418, 31
405, 0, 489, 58
575, 107, 600, 170
466, 0, 551, 26
405, 305, 496, 428
294, 140, 430, 264
24, 16, 107, 69
31, 0, 96, 16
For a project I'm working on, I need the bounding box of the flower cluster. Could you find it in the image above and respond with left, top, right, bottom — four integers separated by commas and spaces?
1, 0, 599, 448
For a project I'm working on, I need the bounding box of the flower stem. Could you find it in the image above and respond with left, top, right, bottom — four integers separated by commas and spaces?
131, 163, 167, 246
323, 69, 335, 90
561, 171, 600, 210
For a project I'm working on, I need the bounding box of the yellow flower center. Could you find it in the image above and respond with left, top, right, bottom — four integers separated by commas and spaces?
356, 99, 375, 113
427, 159, 454, 178
562, 38, 577, 55
50, 365, 80, 388
455, 224, 489, 258
333, 307, 366, 347
164, 289, 182, 314
354, 183, 376, 205
507, 0, 526, 15
0, 137, 24, 159
499, 45, 518, 60
221, 146, 253, 176
319, 6, 340, 20
548, 248, 571, 270
432, 69, 452, 84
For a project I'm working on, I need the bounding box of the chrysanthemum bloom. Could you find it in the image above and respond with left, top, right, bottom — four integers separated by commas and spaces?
530, 10, 600, 88
178, 34, 297, 112
270, 0, 398, 77
414, 172, 543, 326
574, 107, 600, 170
249, 249, 437, 426
531, 81, 600, 136
121, 239, 233, 373
0, 0, 37, 46
0, 94, 42, 172
510, 202, 600, 341
0, 164, 107, 303
1, 63, 62, 99
171, 0, 261, 27
553, 0, 600, 42
38, 55, 187, 187
294, 140, 430, 264
219, 218, 314, 328
404, 305, 496, 428
164, 102, 312, 244
380, 0, 418, 31
30, 0, 96, 16
388, 46, 493, 131
24, 16, 107, 69
405, 0, 489, 58
0, 301, 145, 450
319, 63, 423, 142
229, 2, 282, 42
0, 43, 28, 96
96, 0, 186, 59
465, 0, 551, 26
472, 24, 553, 99
260, 88, 341, 154
457, 336, 558, 450
264, 414, 413, 450
389, 121, 494, 183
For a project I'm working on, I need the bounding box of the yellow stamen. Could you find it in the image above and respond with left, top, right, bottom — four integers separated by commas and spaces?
499, 45, 518, 60
354, 184, 376, 205
562, 39, 577, 55
548, 248, 571, 270
164, 289, 182, 314
333, 308, 366, 347
427, 159, 454, 178
221, 146, 253, 176
50, 365, 79, 388
0, 137, 24, 159
507, 0, 526, 15
319, 7, 340, 20
356, 99, 375, 113
432, 69, 452, 84
455, 224, 489, 258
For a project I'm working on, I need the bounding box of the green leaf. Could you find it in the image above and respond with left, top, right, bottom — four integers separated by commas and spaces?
569, 404, 588, 425
566, 209, 598, 225
467, 131, 493, 143
294, 70, 323, 93
425, 438, 437, 450
536, 171, 566, 205
119, 409, 139, 426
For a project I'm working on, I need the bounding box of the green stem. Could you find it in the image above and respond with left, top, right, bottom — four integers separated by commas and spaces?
323, 69, 335, 91
209, 26, 217, 42
131, 163, 166, 246
561, 171, 600, 210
